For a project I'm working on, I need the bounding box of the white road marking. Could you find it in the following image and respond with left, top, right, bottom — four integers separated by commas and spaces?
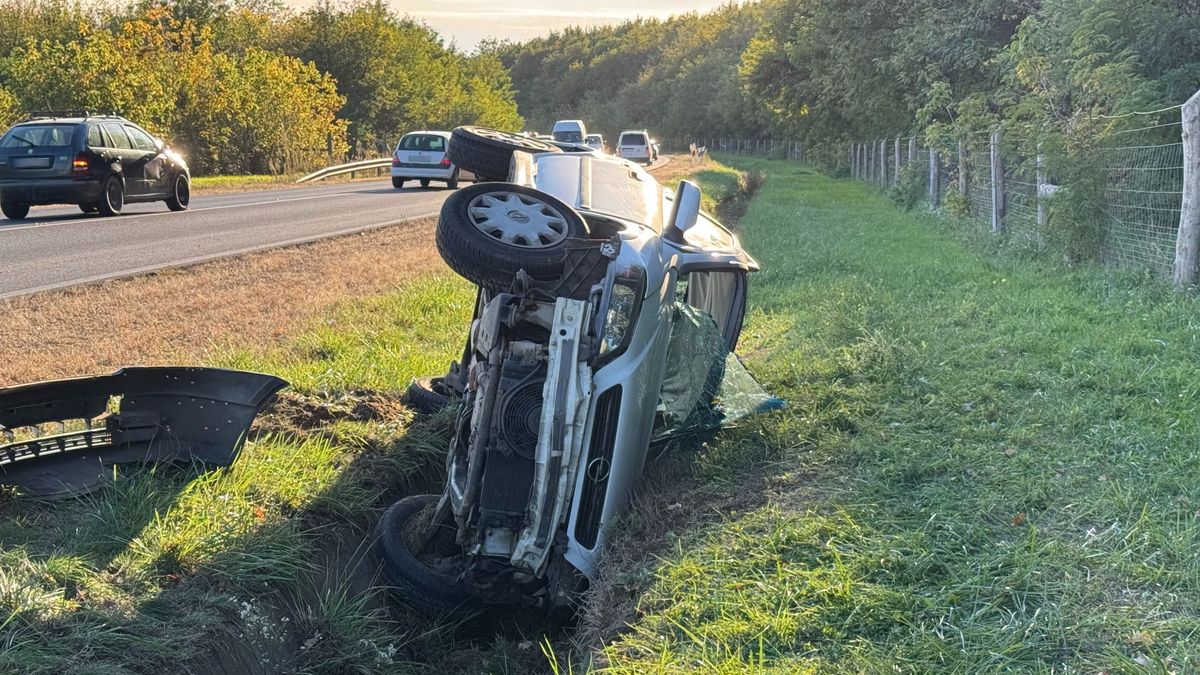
0, 210, 441, 299
0, 185, 408, 234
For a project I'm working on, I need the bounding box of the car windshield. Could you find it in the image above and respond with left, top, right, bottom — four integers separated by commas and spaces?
0, 124, 76, 149
586, 135, 601, 143
619, 133, 647, 146
553, 130, 584, 143
397, 134, 446, 152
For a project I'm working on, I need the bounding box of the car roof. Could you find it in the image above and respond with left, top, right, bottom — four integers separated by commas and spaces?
13, 115, 126, 126
400, 130, 451, 138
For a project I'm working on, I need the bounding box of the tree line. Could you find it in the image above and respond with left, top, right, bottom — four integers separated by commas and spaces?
0, 0, 523, 175
496, 0, 1198, 165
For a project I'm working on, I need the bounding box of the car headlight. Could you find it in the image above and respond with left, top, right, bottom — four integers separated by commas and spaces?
598, 273, 644, 361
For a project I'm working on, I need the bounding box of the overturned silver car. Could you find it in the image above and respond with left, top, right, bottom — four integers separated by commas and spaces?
376, 128, 780, 613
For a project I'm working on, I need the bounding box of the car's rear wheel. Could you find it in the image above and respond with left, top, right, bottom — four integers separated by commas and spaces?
375, 494, 475, 616
79, 203, 99, 214
420, 178, 431, 188
1, 201, 29, 220
446, 169, 460, 190
448, 127, 561, 182
392, 177, 404, 189
98, 176, 124, 217
165, 173, 190, 212
436, 182, 587, 291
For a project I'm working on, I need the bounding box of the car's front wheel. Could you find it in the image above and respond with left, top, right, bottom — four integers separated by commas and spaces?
1, 201, 29, 220
165, 173, 190, 212
375, 494, 475, 616
392, 177, 404, 189
435, 182, 587, 290
98, 176, 124, 217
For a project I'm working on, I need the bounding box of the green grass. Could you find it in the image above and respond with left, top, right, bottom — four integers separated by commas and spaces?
0, 273, 475, 674
596, 157, 1200, 672
191, 173, 300, 191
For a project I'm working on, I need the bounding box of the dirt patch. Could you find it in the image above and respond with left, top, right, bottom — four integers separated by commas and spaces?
0, 218, 443, 387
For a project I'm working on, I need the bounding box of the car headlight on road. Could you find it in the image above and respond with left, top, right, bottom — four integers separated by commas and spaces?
599, 273, 643, 361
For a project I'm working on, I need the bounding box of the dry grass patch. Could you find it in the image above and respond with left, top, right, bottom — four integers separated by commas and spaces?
0, 218, 443, 386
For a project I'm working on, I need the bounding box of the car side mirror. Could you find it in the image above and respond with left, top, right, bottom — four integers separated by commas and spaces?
665, 180, 702, 244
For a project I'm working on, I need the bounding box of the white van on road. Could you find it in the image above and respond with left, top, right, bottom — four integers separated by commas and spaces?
551, 120, 587, 144
616, 130, 654, 165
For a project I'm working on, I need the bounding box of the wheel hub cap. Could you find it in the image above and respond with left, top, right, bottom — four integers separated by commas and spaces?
467, 191, 569, 248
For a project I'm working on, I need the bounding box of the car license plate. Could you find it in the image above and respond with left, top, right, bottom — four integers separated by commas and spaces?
12, 157, 51, 169
410, 154, 430, 163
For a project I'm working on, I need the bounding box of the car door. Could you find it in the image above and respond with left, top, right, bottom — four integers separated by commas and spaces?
100, 122, 144, 196
124, 124, 167, 196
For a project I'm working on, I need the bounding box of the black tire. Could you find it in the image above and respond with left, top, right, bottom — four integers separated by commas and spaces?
392, 177, 404, 189
420, 178, 431, 188
1, 201, 30, 220
166, 173, 190, 211
436, 182, 587, 290
448, 126, 561, 182
405, 376, 453, 414
79, 203, 99, 214
98, 175, 124, 217
375, 494, 475, 616
446, 169, 460, 190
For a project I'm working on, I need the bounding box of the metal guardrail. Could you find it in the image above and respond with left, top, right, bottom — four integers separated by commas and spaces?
297, 158, 391, 184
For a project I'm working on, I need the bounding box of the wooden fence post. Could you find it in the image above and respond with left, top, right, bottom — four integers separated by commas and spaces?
1173, 89, 1200, 289
893, 137, 901, 187
908, 136, 916, 165
958, 141, 968, 197
990, 130, 1005, 234
879, 139, 887, 187
928, 147, 939, 209
867, 141, 873, 183
1036, 145, 1047, 228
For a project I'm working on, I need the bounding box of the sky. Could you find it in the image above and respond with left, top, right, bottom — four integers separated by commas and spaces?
284, 0, 736, 50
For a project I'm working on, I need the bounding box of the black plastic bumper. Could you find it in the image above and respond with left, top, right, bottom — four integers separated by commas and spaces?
0, 367, 287, 496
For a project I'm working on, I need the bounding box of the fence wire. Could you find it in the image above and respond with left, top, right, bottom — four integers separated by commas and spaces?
1098, 141, 1184, 275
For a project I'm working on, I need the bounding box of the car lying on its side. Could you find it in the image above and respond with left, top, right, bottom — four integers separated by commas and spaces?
615, 129, 655, 165
0, 111, 191, 220
375, 126, 779, 614
390, 131, 475, 190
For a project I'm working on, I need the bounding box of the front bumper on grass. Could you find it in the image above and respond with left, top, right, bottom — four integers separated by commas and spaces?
0, 367, 287, 496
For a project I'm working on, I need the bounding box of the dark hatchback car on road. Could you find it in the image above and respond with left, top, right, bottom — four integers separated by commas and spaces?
0, 112, 190, 220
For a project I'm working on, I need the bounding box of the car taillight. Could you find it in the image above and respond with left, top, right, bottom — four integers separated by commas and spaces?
440, 156, 451, 167
71, 155, 90, 179
391, 156, 401, 167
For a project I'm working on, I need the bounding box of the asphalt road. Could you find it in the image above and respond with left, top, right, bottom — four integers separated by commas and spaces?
0, 179, 450, 299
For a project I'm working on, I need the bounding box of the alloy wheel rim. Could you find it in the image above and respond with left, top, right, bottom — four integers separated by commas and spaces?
466, 191, 570, 248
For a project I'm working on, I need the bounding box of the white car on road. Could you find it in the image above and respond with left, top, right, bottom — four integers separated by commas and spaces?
616, 130, 655, 165
584, 133, 607, 153
391, 131, 473, 190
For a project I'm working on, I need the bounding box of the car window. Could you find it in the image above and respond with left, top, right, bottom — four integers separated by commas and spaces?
619, 133, 647, 146
553, 130, 584, 143
86, 124, 105, 149
125, 125, 157, 152
0, 124, 77, 149
102, 123, 132, 150
397, 134, 446, 152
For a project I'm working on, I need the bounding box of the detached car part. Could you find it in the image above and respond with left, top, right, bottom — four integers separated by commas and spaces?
0, 367, 286, 497
376, 126, 781, 615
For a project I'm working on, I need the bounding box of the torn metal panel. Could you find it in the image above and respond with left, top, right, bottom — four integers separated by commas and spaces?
0, 367, 287, 497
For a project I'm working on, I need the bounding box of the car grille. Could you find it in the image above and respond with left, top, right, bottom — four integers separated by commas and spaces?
573, 386, 622, 549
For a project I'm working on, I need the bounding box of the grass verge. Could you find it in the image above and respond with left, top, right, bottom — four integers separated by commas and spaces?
587, 156, 1200, 672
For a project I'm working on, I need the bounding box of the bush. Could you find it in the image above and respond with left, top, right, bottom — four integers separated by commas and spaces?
888, 162, 926, 211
